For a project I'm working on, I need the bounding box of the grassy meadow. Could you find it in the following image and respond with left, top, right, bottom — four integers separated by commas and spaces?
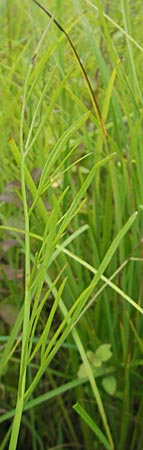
0, 0, 143, 449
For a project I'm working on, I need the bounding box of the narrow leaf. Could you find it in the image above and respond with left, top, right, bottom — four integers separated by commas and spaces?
73, 402, 112, 450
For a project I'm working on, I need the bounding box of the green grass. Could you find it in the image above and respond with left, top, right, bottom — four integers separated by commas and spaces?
0, 1, 143, 449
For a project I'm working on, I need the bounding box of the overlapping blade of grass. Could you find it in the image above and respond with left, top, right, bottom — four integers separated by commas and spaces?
8, 137, 48, 224
85, 0, 143, 53
35, 112, 90, 197
10, 209, 136, 450
120, 0, 142, 99
78, 2, 143, 448
56, 237, 143, 317
0, 224, 88, 379
23, 207, 138, 447
1, 1, 143, 449
4, 11, 107, 448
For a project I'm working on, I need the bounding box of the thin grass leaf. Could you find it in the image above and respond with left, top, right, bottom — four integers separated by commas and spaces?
0, 307, 23, 378
85, 0, 143, 53
8, 138, 48, 224
73, 402, 112, 450
58, 153, 115, 235
37, 112, 90, 195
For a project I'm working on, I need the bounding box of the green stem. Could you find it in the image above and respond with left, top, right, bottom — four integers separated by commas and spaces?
8, 156, 31, 450
8, 65, 32, 450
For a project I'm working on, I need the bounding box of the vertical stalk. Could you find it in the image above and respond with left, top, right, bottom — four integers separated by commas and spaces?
8, 65, 32, 450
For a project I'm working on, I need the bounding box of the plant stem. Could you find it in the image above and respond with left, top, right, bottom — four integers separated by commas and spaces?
8, 63, 32, 450
8, 155, 31, 450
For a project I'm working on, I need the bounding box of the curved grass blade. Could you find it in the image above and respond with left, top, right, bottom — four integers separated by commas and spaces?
32, 0, 107, 138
